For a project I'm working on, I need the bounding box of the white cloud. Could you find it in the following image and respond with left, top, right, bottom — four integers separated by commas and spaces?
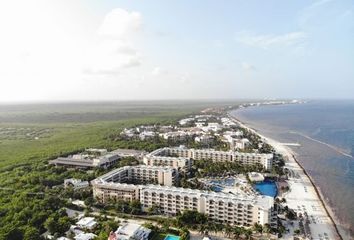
98, 8, 142, 38
241, 62, 256, 72
298, 0, 334, 26
151, 67, 168, 76
151, 67, 162, 76
236, 31, 307, 49
84, 8, 143, 76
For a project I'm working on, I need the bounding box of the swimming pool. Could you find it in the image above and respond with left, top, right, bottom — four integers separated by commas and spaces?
164, 235, 180, 240
254, 180, 277, 197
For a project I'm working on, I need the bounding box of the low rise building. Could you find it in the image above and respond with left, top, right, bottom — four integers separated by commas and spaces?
159, 131, 190, 141
49, 149, 120, 169
232, 138, 250, 150
111, 149, 147, 159
64, 179, 89, 190
179, 118, 194, 126
139, 131, 156, 140
110, 223, 151, 240
76, 217, 97, 230
74, 233, 96, 240
195, 135, 215, 145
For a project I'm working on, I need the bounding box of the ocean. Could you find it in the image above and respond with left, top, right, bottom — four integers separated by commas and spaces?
230, 100, 354, 238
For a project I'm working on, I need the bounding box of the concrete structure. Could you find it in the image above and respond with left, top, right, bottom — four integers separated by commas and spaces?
154, 147, 273, 170
139, 131, 156, 140
92, 167, 276, 227
248, 172, 265, 182
195, 134, 215, 145
179, 118, 194, 125
111, 149, 147, 159
91, 165, 178, 203
143, 148, 192, 170
92, 181, 276, 226
109, 223, 151, 240
94, 165, 178, 187
64, 179, 89, 190
49, 149, 120, 169
76, 217, 97, 230
140, 185, 276, 226
74, 233, 96, 240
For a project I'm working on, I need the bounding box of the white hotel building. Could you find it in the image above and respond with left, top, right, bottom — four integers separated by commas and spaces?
143, 148, 192, 170
140, 185, 276, 227
92, 166, 276, 226
145, 147, 273, 170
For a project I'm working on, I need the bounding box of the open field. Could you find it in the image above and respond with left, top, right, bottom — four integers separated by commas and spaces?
0, 101, 247, 169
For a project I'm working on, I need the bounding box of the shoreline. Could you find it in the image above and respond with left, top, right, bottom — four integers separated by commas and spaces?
227, 112, 344, 240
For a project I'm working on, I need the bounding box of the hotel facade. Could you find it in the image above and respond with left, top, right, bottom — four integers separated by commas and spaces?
92, 165, 276, 227
143, 148, 192, 170
145, 147, 273, 170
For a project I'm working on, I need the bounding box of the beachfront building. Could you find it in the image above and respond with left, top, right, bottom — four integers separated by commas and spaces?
92, 179, 276, 226
140, 185, 276, 226
92, 167, 276, 227
150, 147, 273, 170
49, 148, 120, 169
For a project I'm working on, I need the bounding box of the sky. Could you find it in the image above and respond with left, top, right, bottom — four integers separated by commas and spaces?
0, 0, 353, 102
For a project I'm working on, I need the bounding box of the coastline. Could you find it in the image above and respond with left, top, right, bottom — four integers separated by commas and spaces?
227, 112, 344, 240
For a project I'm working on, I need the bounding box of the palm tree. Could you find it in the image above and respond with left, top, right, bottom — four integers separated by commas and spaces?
198, 224, 207, 235
224, 224, 233, 238
252, 223, 263, 236
244, 228, 253, 240
263, 223, 271, 238
215, 223, 224, 234
232, 226, 242, 239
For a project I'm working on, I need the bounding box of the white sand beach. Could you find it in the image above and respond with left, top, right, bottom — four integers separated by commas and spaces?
228, 114, 342, 240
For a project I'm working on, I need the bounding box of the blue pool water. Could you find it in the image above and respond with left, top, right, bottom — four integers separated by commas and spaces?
254, 180, 277, 197
164, 235, 180, 240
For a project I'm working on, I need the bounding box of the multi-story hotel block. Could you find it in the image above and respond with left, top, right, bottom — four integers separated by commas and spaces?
146, 147, 273, 170
92, 147, 276, 227
92, 165, 178, 203
143, 148, 192, 170
92, 178, 275, 226
93, 165, 178, 187
140, 185, 276, 226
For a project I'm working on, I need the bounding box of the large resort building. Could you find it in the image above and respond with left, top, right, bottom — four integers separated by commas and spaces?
90, 144, 275, 227
93, 165, 178, 187
92, 164, 276, 227
49, 148, 120, 169
140, 185, 276, 227
144, 146, 273, 170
